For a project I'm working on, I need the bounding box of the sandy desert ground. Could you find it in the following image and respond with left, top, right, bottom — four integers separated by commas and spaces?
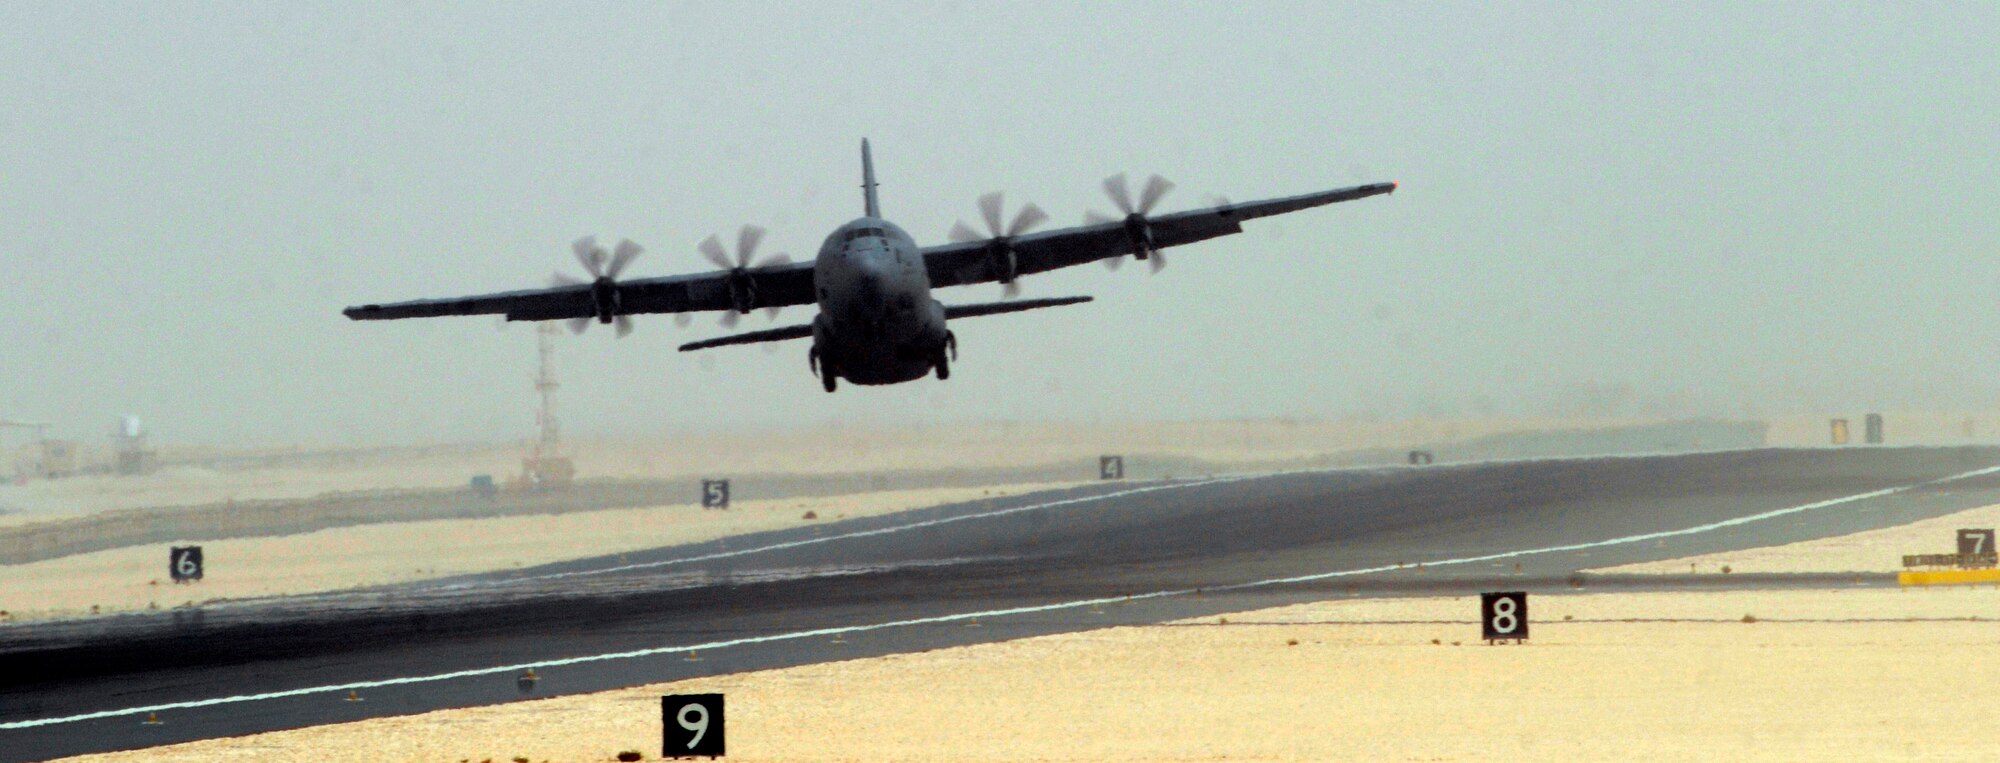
0, 418, 1499, 517
16, 412, 1992, 519
58, 586, 2000, 763
0, 483, 1068, 621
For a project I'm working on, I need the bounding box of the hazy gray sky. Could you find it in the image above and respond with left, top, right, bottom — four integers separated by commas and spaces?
1, 2, 1995, 446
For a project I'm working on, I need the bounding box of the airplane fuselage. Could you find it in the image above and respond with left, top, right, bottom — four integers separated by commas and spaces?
809, 217, 950, 387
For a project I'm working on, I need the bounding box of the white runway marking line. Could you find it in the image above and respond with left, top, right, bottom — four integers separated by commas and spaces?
7, 461, 1997, 732
452, 476, 1257, 586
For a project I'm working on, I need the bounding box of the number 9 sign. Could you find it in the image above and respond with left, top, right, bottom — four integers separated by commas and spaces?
662, 693, 725, 757
1480, 591, 1528, 641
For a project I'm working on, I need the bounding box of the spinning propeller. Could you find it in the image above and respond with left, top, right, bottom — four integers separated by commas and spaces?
948, 191, 1048, 298
550, 236, 643, 337
699, 225, 793, 328
1087, 173, 1175, 273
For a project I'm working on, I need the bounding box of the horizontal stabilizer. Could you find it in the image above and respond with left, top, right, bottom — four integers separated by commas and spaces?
944, 295, 1093, 319
678, 323, 813, 352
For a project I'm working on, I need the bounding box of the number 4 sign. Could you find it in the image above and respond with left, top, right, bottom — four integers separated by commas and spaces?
1481, 591, 1527, 641
662, 693, 725, 758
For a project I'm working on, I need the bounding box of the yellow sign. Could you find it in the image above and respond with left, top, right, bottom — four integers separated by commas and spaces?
1830, 419, 1850, 445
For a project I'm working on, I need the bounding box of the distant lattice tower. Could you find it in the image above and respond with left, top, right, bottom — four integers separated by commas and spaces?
519, 322, 574, 488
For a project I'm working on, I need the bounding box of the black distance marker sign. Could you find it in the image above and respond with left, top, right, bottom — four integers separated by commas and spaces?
1480, 591, 1527, 641
1099, 455, 1124, 480
1957, 528, 1994, 556
662, 693, 725, 758
701, 479, 730, 510
169, 546, 204, 583
1958, 528, 1996, 566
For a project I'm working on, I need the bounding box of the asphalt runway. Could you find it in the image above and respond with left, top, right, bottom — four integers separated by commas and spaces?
6, 446, 2000, 761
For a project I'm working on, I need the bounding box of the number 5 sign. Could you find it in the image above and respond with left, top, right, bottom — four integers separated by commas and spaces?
1480, 591, 1527, 641
169, 546, 204, 583
662, 693, 725, 758
701, 479, 731, 510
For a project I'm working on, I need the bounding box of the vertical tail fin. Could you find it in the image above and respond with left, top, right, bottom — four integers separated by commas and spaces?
861, 138, 880, 218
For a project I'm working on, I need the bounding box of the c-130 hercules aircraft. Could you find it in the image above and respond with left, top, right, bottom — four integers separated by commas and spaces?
344, 140, 1395, 392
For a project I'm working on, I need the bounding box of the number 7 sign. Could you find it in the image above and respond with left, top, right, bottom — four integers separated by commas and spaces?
1959, 529, 1995, 558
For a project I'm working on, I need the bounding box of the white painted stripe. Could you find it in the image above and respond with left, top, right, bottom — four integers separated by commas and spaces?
6, 460, 1996, 731
504, 476, 1254, 583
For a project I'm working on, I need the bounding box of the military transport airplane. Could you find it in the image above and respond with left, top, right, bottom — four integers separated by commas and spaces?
343, 140, 1395, 392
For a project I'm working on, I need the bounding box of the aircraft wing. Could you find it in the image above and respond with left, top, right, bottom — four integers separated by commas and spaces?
342, 261, 818, 323
921, 181, 1395, 289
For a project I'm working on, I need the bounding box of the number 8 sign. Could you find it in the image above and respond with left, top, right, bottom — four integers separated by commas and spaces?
662, 693, 725, 758
1480, 591, 1528, 641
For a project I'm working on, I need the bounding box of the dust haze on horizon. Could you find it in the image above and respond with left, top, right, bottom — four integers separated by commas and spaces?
0, 2, 1994, 448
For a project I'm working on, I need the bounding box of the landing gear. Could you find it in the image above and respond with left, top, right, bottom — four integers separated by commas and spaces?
811, 346, 838, 393
934, 331, 957, 381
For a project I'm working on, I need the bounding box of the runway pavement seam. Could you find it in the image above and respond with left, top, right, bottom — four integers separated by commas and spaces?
8, 460, 1996, 731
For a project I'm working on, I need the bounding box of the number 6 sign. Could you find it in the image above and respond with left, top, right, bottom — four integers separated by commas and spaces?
169, 546, 204, 583
662, 693, 725, 758
1480, 591, 1527, 641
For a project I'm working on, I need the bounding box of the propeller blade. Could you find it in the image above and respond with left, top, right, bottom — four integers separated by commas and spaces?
764, 306, 782, 321
572, 236, 606, 277
977, 192, 1005, 237
1006, 203, 1048, 238
1103, 256, 1125, 272
614, 314, 634, 338
1149, 251, 1168, 274
1103, 173, 1134, 215
720, 311, 741, 329
1084, 210, 1117, 225
550, 271, 585, 287
756, 252, 792, 270
566, 316, 591, 335
1002, 280, 1022, 299
735, 225, 765, 268
698, 234, 732, 269
607, 239, 643, 278
674, 313, 693, 328
949, 220, 985, 243
1138, 174, 1175, 215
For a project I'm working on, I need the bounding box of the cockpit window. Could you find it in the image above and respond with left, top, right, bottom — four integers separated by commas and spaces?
843, 227, 886, 242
